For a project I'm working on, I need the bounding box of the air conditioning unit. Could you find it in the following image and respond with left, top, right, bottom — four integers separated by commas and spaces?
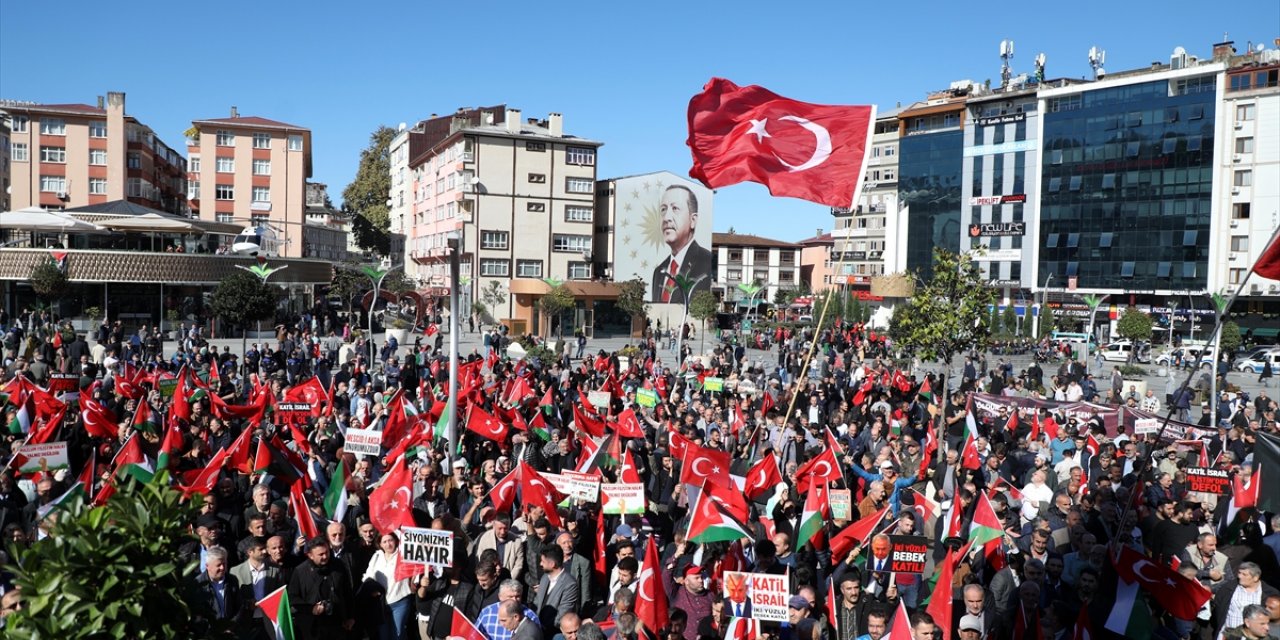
1235, 121, 1244, 129
1233, 154, 1242, 163
55, 191, 67, 199
1230, 220, 1239, 228
1229, 255, 1238, 261
1251, 284, 1263, 294
1270, 284, 1280, 293
1232, 187, 1241, 195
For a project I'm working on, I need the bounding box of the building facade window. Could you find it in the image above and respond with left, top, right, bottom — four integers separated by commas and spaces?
566, 146, 596, 165
480, 259, 510, 277
565, 177, 593, 193
10, 116, 27, 133
216, 184, 234, 200
216, 130, 235, 146
251, 214, 269, 226
39, 118, 66, 135
189, 156, 200, 172
527, 202, 546, 212
40, 176, 67, 193
89, 149, 108, 165
216, 157, 234, 173
252, 132, 271, 148
526, 141, 546, 152
89, 178, 107, 195
88, 120, 107, 138
565, 205, 592, 222
1231, 236, 1250, 252
1233, 203, 1251, 219
127, 152, 141, 169
1236, 104, 1256, 121
252, 187, 270, 202
11, 143, 27, 162
188, 181, 200, 200
568, 262, 591, 279
552, 234, 591, 252
516, 260, 543, 278
1235, 138, 1254, 154
481, 230, 510, 250
528, 173, 546, 183
288, 135, 303, 151
253, 159, 271, 175
215, 213, 233, 223
39, 146, 65, 163
1234, 170, 1252, 187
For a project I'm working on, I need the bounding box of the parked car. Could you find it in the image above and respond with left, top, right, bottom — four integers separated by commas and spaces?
1100, 340, 1151, 363
1233, 345, 1275, 366
1235, 350, 1280, 374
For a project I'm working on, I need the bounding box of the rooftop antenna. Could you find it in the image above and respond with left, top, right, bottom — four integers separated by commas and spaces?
1034, 53, 1047, 83
1088, 46, 1106, 80
1000, 40, 1015, 89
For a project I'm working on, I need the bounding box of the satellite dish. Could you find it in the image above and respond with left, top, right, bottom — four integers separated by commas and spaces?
1259, 44, 1266, 53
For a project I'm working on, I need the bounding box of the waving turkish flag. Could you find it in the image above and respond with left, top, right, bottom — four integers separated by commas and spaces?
369, 456, 415, 534
518, 461, 567, 526
490, 468, 520, 513
1112, 545, 1211, 620
794, 446, 843, 487
612, 408, 646, 439
679, 444, 732, 487
744, 454, 783, 501
635, 534, 669, 633
464, 406, 509, 443
687, 77, 875, 208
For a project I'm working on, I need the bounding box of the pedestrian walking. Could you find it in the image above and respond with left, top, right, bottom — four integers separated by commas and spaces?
1261, 358, 1273, 387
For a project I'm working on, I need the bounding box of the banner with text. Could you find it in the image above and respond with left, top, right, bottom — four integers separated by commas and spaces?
18, 441, 69, 474
344, 428, 383, 457
723, 571, 790, 622
601, 483, 646, 514
1186, 467, 1231, 495
399, 527, 454, 569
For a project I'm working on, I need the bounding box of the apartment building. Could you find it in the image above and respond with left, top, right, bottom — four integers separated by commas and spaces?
2, 92, 186, 214
405, 107, 602, 320
0, 119, 9, 212
713, 232, 802, 306
186, 109, 312, 257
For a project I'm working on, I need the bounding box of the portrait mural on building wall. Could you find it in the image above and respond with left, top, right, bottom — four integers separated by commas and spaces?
611, 172, 714, 304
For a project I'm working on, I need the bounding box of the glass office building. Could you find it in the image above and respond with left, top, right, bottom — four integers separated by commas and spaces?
1038, 72, 1217, 292
900, 128, 964, 279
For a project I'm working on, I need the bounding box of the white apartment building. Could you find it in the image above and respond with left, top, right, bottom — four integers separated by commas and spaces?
405, 108, 601, 319
713, 232, 802, 306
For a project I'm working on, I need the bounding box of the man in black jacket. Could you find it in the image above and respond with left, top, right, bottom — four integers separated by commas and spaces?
288, 537, 354, 640
191, 546, 244, 628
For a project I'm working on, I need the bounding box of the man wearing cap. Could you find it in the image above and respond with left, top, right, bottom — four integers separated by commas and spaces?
670, 564, 713, 639
956, 614, 985, 640
849, 459, 915, 515
789, 595, 819, 636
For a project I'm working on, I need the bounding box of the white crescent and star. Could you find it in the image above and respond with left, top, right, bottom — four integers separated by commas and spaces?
1131, 560, 1174, 586
812, 460, 833, 479
692, 457, 714, 477
391, 487, 411, 510
638, 567, 655, 600
747, 115, 833, 172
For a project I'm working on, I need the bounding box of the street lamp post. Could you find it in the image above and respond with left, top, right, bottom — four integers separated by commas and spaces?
446, 234, 462, 463
360, 260, 402, 367
1082, 294, 1108, 375
1034, 273, 1054, 338
1167, 299, 1179, 346
1209, 292, 1229, 428
234, 258, 288, 359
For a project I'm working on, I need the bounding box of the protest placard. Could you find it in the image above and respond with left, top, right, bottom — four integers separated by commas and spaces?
636, 389, 659, 408
344, 428, 383, 457
723, 571, 789, 621
48, 373, 79, 395
829, 489, 852, 521
562, 471, 601, 502
399, 527, 454, 569
276, 402, 312, 426
1186, 467, 1231, 495
18, 441, 69, 474
588, 391, 611, 410
157, 377, 179, 399
886, 535, 931, 573
601, 483, 646, 514
704, 377, 724, 392
1134, 418, 1160, 436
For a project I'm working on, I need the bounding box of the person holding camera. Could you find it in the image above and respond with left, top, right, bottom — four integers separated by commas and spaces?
288, 536, 354, 640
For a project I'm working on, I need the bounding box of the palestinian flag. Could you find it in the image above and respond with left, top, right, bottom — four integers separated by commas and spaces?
1104, 576, 1153, 639
829, 505, 891, 564
968, 491, 1004, 547
6, 393, 32, 435
528, 410, 550, 441
37, 450, 95, 521
115, 434, 155, 484
257, 585, 296, 640
1253, 431, 1280, 513
795, 474, 828, 548
324, 458, 349, 524
687, 482, 754, 544
132, 400, 160, 434
432, 397, 452, 445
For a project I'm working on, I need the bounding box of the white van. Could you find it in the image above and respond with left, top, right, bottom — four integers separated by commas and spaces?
1236, 350, 1280, 374
1100, 341, 1150, 363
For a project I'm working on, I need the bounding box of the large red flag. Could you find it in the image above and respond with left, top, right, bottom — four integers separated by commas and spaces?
1112, 544, 1212, 620
490, 469, 519, 513
829, 505, 890, 564
290, 480, 320, 540
679, 444, 733, 487
927, 546, 959, 640
794, 447, 843, 487
464, 406, 509, 443
368, 456, 414, 534
687, 78, 875, 208
612, 408, 646, 439
744, 454, 783, 501
283, 376, 330, 417
635, 534, 669, 633
1254, 231, 1280, 280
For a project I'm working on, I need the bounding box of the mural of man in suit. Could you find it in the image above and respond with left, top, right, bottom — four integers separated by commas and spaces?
651, 185, 713, 304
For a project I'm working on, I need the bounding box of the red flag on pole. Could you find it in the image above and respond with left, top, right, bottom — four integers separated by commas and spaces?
635, 534, 669, 633
687, 77, 875, 208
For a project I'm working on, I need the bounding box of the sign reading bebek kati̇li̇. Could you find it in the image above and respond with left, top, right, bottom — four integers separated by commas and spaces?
398, 527, 454, 568
1186, 467, 1231, 495
887, 535, 931, 573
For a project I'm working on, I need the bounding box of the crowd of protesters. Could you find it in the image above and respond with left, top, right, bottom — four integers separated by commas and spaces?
0, 306, 1278, 640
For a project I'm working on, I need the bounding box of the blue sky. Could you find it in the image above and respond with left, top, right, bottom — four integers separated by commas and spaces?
2, 0, 1275, 242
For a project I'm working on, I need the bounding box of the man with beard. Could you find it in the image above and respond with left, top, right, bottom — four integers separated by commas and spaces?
287, 537, 354, 640
670, 565, 713, 639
